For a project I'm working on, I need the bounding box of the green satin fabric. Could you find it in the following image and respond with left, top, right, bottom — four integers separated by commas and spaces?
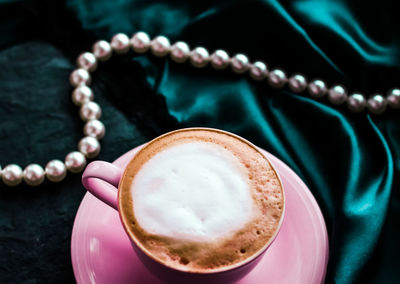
1, 0, 399, 283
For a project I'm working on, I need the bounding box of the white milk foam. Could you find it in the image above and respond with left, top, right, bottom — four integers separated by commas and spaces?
131, 141, 253, 242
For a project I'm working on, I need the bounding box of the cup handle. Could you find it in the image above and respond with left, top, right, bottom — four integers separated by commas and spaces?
82, 161, 123, 210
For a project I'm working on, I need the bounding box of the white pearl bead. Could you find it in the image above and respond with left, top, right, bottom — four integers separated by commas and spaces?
387, 88, 400, 109
80, 102, 102, 121
65, 151, 87, 173
111, 33, 130, 54
367, 94, 387, 114
77, 52, 97, 72
328, 85, 347, 105
230, 54, 250, 74
268, 69, 287, 88
210, 50, 230, 70
308, 79, 327, 98
92, 40, 112, 61
131, 31, 151, 53
78, 136, 101, 158
0, 165, 2, 180
347, 93, 366, 112
23, 164, 45, 186
72, 86, 94, 106
84, 119, 105, 140
45, 160, 67, 182
249, 61, 268, 81
2, 164, 23, 186
151, 36, 170, 57
288, 74, 307, 93
70, 69, 91, 87
190, 47, 209, 68
170, 41, 190, 63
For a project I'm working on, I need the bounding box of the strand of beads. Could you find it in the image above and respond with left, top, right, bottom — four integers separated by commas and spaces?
1, 40, 110, 186
130, 31, 400, 114
2, 31, 399, 187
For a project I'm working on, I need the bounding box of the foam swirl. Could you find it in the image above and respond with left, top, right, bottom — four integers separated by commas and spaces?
131, 142, 252, 242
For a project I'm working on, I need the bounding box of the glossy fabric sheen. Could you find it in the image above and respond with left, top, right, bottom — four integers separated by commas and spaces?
0, 0, 399, 283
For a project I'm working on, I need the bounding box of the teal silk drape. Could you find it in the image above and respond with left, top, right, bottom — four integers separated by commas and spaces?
0, 0, 399, 283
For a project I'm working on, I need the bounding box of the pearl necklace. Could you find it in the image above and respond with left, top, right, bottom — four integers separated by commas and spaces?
1, 32, 399, 187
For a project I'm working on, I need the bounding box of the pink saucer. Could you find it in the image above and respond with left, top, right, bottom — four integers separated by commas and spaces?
71, 146, 329, 284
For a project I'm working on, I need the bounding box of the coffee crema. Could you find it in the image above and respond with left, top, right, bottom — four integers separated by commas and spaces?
119, 128, 284, 272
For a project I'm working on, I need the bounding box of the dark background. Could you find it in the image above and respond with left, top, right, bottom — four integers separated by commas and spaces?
0, 0, 399, 283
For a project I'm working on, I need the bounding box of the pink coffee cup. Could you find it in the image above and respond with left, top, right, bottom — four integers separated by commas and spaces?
82, 128, 285, 284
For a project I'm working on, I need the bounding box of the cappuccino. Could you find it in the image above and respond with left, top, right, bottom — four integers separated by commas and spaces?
119, 129, 284, 272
